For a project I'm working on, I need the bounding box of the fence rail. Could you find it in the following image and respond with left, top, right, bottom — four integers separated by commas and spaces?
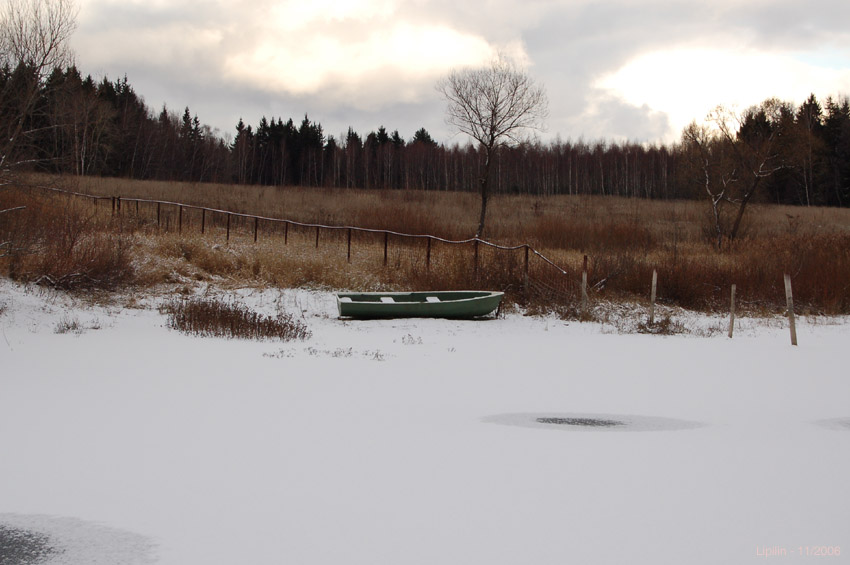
16, 185, 807, 342
36, 185, 576, 300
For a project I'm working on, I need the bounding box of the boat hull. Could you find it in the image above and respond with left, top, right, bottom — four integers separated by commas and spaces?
337, 291, 503, 319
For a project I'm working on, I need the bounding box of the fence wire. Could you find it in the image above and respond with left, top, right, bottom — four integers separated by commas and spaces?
36, 187, 580, 305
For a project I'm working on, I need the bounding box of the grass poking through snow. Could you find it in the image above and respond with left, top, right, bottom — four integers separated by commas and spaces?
162, 297, 311, 341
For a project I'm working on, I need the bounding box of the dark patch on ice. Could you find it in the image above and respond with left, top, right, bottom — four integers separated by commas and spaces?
0, 514, 155, 565
537, 417, 625, 427
483, 413, 705, 432
0, 525, 58, 565
814, 418, 850, 431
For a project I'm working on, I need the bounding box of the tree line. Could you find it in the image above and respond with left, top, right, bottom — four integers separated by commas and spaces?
3, 62, 849, 207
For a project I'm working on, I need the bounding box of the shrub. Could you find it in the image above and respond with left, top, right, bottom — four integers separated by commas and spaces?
162, 297, 311, 341
1, 189, 134, 290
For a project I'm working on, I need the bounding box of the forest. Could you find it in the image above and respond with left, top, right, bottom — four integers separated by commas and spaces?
3, 62, 850, 208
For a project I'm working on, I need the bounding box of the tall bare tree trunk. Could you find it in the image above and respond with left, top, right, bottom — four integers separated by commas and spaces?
476, 148, 492, 238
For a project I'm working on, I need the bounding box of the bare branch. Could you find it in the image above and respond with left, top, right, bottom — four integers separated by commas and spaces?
436, 52, 548, 236
0, 0, 77, 183
0, 0, 77, 78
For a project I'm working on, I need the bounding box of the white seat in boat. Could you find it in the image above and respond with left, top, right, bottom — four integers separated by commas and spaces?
380, 297, 395, 303
425, 296, 440, 303
339, 297, 352, 302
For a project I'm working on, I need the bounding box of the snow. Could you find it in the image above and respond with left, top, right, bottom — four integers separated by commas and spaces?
1, 279, 848, 564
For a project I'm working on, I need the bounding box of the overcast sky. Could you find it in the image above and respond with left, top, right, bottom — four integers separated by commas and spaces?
72, 0, 850, 146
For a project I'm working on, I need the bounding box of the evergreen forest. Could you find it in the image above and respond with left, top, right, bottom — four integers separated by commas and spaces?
3, 63, 850, 208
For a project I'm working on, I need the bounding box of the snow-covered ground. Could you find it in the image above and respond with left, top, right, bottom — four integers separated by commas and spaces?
1, 279, 848, 564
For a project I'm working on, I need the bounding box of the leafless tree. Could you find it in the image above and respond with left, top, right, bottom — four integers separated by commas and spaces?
709, 100, 787, 242
681, 121, 737, 249
437, 53, 548, 237
1, 0, 77, 183
683, 100, 787, 249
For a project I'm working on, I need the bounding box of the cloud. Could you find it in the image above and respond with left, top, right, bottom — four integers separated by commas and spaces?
595, 46, 850, 141
71, 0, 850, 144
222, 21, 494, 107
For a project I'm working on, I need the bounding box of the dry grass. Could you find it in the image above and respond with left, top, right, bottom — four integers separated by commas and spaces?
161, 296, 311, 341
4, 175, 850, 315
1, 188, 134, 291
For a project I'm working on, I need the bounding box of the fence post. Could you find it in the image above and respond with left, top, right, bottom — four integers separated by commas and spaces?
347, 228, 352, 263
116, 196, 121, 215
473, 239, 479, 277
284, 222, 289, 245
383, 232, 388, 266
728, 284, 736, 338
135, 200, 139, 216
178, 206, 183, 234
784, 274, 798, 346
523, 245, 529, 292
581, 255, 589, 317
254, 217, 259, 243
649, 269, 658, 325
315, 225, 320, 248
426, 237, 432, 270
201, 208, 206, 234
156, 202, 161, 228
226, 213, 231, 241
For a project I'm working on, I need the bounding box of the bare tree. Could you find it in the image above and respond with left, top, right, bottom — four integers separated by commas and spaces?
683, 100, 787, 249
708, 99, 787, 242
681, 121, 739, 249
0, 0, 77, 183
437, 53, 548, 237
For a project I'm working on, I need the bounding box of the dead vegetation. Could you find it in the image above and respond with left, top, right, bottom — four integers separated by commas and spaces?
2, 175, 850, 316
161, 296, 311, 341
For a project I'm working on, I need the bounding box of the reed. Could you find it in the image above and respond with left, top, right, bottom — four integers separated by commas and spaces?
4, 175, 850, 314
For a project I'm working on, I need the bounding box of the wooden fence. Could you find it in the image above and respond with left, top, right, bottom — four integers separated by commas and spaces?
39, 186, 578, 301
26, 186, 803, 342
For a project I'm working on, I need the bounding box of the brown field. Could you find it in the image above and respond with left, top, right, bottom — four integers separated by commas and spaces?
3, 173, 850, 315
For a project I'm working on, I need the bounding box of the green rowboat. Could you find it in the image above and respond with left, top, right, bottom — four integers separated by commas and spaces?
336, 291, 503, 319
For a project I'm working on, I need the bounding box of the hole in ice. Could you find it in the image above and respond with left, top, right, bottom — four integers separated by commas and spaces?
814, 418, 850, 431
482, 413, 705, 432
537, 417, 624, 427
0, 525, 58, 565
0, 514, 155, 565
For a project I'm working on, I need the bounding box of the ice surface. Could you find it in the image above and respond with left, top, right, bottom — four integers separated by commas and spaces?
1, 279, 848, 564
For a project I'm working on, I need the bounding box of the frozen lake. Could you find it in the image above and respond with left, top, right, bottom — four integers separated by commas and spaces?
1, 281, 848, 564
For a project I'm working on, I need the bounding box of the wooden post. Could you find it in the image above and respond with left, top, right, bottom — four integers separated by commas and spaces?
226, 213, 231, 241
156, 202, 161, 228
347, 228, 352, 263
473, 239, 480, 276
135, 200, 139, 216
728, 284, 736, 338
784, 274, 798, 346
254, 217, 259, 243
581, 255, 589, 316
383, 232, 389, 266
426, 237, 432, 270
523, 245, 529, 291
284, 222, 289, 245
178, 206, 183, 234
649, 269, 658, 325
116, 197, 121, 215
315, 225, 320, 248
201, 208, 206, 234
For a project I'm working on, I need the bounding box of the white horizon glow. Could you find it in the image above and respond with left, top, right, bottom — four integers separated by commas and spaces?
595, 46, 850, 142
